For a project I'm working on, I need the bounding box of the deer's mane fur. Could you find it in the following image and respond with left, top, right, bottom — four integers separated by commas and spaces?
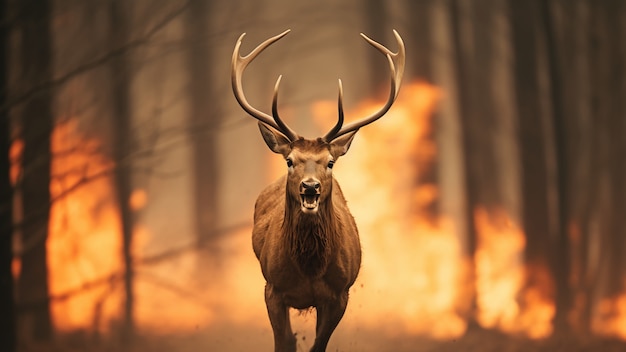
282, 190, 338, 277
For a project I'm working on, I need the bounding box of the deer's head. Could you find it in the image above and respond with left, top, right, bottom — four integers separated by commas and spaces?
231, 29, 405, 214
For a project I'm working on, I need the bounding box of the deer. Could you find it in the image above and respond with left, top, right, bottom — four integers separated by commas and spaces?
231, 29, 405, 352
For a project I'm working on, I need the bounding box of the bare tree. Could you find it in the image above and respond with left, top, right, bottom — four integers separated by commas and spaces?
108, 0, 135, 341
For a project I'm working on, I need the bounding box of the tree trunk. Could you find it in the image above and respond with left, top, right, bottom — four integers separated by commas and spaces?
599, 0, 625, 301
539, 0, 572, 335
406, 0, 433, 81
109, 0, 135, 341
364, 0, 389, 87
16, 0, 53, 341
406, 0, 439, 221
449, 0, 480, 328
186, 0, 220, 255
544, 0, 599, 334
0, 0, 16, 349
509, 0, 555, 311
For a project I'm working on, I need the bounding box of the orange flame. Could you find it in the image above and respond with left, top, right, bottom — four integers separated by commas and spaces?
48, 120, 122, 332
474, 207, 526, 331
594, 294, 626, 339
10, 138, 23, 279
310, 81, 558, 340
474, 207, 554, 338
41, 81, 625, 345
310, 81, 467, 339
132, 223, 214, 332
9, 138, 23, 186
47, 120, 214, 333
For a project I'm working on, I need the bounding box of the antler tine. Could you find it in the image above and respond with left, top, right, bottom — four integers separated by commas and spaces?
272, 75, 299, 140
361, 29, 405, 93
324, 30, 405, 142
322, 79, 345, 142
231, 29, 299, 141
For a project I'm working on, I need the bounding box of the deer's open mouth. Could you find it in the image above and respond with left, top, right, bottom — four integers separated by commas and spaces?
300, 194, 320, 213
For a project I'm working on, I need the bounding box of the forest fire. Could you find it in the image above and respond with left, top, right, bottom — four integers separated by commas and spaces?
311, 81, 467, 339
1, 1, 623, 350
23, 81, 625, 346
46, 120, 215, 334
312, 81, 554, 339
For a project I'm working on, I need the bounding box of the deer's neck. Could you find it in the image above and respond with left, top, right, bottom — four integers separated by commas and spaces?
283, 195, 337, 277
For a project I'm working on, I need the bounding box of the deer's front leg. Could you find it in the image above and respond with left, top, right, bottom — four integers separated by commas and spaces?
265, 284, 296, 352
310, 291, 348, 352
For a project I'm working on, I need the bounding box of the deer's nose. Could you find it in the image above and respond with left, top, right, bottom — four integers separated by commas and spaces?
301, 180, 320, 195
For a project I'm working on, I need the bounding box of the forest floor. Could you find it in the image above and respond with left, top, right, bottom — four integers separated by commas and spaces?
18, 325, 626, 352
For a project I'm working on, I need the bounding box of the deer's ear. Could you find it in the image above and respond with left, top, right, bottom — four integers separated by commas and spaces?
258, 122, 291, 156
329, 130, 358, 159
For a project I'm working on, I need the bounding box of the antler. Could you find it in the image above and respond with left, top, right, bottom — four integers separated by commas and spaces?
323, 30, 405, 142
232, 29, 299, 141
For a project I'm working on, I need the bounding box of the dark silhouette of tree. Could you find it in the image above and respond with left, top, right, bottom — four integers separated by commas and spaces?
406, 0, 439, 221
16, 0, 53, 341
364, 0, 389, 87
603, 0, 626, 302
186, 0, 221, 257
109, 0, 135, 341
406, 0, 433, 82
0, 0, 16, 350
449, 0, 499, 330
539, 0, 573, 334
590, 0, 626, 310
509, 0, 556, 330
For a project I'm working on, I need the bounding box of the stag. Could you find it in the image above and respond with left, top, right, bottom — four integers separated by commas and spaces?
231, 29, 405, 352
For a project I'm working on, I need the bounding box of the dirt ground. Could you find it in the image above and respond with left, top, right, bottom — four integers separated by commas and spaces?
18, 324, 626, 352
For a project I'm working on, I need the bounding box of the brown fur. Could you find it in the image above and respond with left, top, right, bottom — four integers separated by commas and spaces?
283, 189, 337, 277
252, 137, 361, 352
233, 28, 404, 352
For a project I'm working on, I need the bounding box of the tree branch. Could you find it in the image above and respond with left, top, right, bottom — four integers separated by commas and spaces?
1, 0, 192, 114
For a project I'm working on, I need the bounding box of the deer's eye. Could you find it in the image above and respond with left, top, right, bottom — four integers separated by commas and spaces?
327, 160, 335, 169
286, 159, 293, 168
